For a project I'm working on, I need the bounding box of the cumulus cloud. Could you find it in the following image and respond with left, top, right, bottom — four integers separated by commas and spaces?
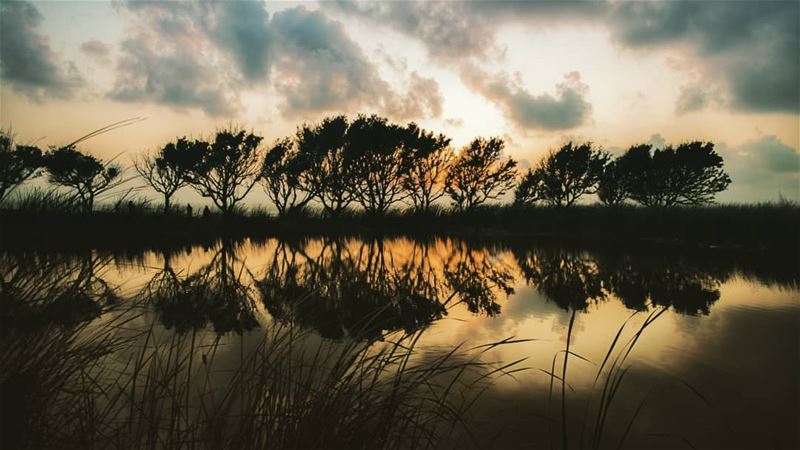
109, 2, 239, 115
332, 0, 799, 114
269, 7, 441, 119
209, 0, 272, 82
607, 1, 799, 113
328, 1, 496, 60
712, 135, 799, 202
461, 67, 592, 130
0, 0, 83, 99
738, 135, 800, 175
109, 2, 440, 119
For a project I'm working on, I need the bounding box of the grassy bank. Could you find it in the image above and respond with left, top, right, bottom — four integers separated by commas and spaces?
1, 198, 798, 251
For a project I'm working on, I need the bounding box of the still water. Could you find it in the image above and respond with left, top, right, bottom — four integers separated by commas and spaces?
2, 237, 798, 449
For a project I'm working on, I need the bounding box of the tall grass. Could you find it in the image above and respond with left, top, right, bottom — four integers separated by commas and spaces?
538, 306, 723, 450
1, 293, 523, 449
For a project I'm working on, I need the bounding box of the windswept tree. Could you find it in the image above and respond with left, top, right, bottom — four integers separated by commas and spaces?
43, 146, 123, 212
403, 123, 453, 212
185, 128, 263, 215
620, 141, 731, 207
0, 129, 43, 203
297, 115, 354, 217
260, 137, 315, 216
597, 159, 629, 206
445, 137, 517, 210
134, 137, 199, 213
515, 142, 608, 207
346, 115, 409, 214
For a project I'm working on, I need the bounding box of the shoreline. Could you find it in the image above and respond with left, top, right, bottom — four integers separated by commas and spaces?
1, 204, 798, 253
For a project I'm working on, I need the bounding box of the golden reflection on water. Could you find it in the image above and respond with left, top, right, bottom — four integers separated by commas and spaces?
5, 237, 797, 448
96, 237, 798, 390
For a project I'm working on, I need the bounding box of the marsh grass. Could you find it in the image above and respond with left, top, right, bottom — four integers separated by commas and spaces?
544, 307, 669, 450
1, 261, 526, 450
2, 195, 797, 252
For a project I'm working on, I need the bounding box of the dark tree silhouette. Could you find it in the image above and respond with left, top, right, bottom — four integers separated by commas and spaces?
619, 142, 731, 207
0, 130, 43, 203
134, 137, 199, 213
260, 137, 315, 216
596, 159, 628, 206
515, 142, 608, 207
0, 132, 42, 202
185, 128, 263, 214
43, 146, 123, 212
445, 137, 517, 210
403, 123, 453, 212
297, 116, 354, 217
346, 115, 410, 214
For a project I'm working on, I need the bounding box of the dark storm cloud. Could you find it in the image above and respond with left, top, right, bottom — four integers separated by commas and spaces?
330, 0, 799, 115
0, 0, 83, 98
110, 2, 441, 119
461, 66, 592, 130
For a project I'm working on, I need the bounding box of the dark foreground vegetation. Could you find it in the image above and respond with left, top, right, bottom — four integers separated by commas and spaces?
1, 197, 798, 252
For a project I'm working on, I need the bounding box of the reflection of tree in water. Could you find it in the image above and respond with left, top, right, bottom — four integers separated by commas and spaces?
142, 243, 259, 334
443, 241, 515, 316
512, 245, 722, 315
597, 253, 721, 315
257, 239, 448, 340
0, 252, 115, 332
513, 247, 605, 311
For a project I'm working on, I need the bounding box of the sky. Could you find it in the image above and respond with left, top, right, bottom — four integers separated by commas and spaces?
1, 0, 798, 203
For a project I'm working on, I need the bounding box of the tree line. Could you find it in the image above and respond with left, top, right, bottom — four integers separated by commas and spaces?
0, 115, 731, 214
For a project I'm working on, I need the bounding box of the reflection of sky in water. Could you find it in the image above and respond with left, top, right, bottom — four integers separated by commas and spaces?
3, 237, 797, 448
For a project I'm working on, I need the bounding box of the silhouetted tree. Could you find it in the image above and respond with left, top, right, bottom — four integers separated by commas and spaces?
618, 142, 731, 207
596, 159, 628, 206
134, 137, 199, 213
43, 146, 123, 212
515, 142, 607, 207
185, 128, 263, 214
445, 137, 517, 210
0, 130, 43, 203
403, 123, 453, 212
346, 115, 410, 214
297, 116, 355, 216
260, 137, 315, 216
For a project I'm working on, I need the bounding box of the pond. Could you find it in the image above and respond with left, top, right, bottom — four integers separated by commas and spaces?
1, 237, 797, 449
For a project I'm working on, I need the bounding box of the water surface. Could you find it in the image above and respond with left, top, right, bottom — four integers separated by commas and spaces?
2, 237, 797, 449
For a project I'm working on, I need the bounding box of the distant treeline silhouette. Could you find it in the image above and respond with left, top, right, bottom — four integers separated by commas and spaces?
1, 115, 732, 214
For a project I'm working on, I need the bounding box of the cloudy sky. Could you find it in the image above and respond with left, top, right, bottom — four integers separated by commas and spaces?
1, 0, 798, 202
